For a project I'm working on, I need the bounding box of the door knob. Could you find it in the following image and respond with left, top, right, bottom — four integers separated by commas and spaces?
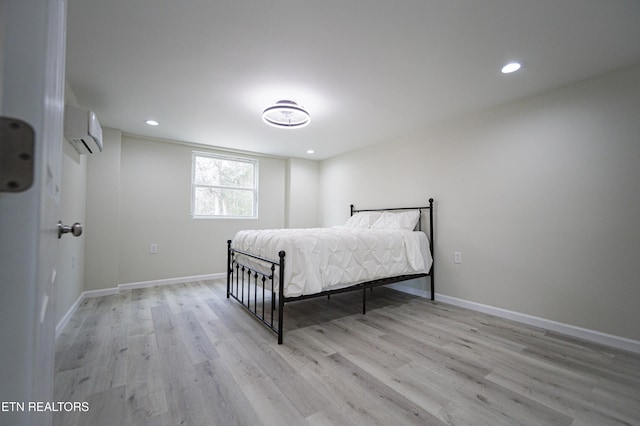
58, 221, 83, 239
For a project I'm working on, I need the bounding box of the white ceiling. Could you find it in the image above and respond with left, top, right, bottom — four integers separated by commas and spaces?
66, 0, 640, 160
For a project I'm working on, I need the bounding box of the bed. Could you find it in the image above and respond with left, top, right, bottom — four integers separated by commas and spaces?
226, 198, 435, 344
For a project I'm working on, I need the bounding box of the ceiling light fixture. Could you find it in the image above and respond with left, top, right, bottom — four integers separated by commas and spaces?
262, 100, 310, 128
501, 62, 522, 74
145, 120, 159, 126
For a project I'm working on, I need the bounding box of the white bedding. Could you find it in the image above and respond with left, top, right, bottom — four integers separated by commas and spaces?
232, 227, 432, 297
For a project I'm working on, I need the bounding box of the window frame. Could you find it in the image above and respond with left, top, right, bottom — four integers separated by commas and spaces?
191, 151, 259, 219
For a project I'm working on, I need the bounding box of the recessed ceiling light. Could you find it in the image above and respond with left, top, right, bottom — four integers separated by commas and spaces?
306, 150, 315, 154
145, 120, 159, 126
501, 62, 522, 74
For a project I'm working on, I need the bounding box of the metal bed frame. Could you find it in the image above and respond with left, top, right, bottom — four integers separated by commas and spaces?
226, 198, 434, 344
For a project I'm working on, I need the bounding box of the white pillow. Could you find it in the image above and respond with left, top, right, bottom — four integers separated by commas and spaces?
371, 210, 420, 230
343, 211, 382, 228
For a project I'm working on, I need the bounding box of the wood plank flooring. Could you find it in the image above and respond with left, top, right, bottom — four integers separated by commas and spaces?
54, 279, 640, 425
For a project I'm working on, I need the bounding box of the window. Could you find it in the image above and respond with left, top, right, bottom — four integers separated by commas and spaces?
191, 152, 258, 218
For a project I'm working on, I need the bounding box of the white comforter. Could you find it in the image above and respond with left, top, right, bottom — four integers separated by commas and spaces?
232, 227, 432, 297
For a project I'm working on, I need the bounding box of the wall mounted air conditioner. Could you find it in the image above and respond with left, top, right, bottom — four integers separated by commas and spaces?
64, 105, 103, 154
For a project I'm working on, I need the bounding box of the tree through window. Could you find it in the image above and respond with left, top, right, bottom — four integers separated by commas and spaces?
191, 152, 258, 218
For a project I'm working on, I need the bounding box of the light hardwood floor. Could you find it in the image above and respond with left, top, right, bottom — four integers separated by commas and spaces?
54, 279, 640, 425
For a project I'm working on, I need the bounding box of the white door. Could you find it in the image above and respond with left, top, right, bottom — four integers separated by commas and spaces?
0, 1, 67, 425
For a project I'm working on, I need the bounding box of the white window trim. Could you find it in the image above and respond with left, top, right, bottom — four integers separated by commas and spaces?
191, 151, 259, 219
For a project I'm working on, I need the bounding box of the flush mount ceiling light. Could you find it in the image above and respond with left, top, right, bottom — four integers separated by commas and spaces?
501, 62, 522, 74
145, 119, 159, 126
262, 100, 310, 128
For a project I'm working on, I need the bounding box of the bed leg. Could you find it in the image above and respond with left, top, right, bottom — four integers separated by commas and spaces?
430, 273, 435, 301
277, 251, 285, 345
277, 293, 284, 345
362, 288, 366, 314
429, 198, 435, 301
226, 240, 232, 298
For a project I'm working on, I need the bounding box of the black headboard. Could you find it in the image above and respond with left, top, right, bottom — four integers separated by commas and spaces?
350, 198, 434, 234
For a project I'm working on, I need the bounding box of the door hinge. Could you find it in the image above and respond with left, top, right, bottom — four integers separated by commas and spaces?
0, 117, 35, 193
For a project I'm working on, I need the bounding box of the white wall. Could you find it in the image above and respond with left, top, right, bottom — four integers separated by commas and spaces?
117, 136, 286, 283
84, 127, 122, 291
319, 63, 640, 342
83, 134, 288, 288
286, 158, 320, 228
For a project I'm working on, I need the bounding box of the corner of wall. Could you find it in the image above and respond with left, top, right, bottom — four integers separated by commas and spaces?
84, 127, 122, 291
286, 157, 321, 228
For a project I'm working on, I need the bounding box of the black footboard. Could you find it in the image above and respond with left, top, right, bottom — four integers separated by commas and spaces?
226, 240, 286, 343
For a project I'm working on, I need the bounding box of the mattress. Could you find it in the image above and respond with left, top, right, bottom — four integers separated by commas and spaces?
232, 227, 432, 297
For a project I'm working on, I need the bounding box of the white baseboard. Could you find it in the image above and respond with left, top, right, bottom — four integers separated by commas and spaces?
389, 283, 640, 354
82, 287, 119, 298
55, 273, 225, 340
118, 273, 224, 291
55, 292, 87, 340
387, 283, 431, 299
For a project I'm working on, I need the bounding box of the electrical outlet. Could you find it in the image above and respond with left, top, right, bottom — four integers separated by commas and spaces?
454, 251, 462, 264
150, 243, 158, 254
